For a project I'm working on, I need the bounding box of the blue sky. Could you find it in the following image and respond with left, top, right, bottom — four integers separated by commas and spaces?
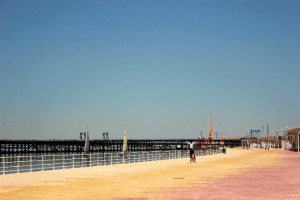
0, 0, 299, 139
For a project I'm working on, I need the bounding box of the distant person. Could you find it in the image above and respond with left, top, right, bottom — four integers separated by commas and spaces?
190, 152, 196, 163
222, 147, 226, 154
188, 141, 196, 163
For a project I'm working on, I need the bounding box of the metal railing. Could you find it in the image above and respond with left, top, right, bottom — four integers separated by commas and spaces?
0, 149, 220, 175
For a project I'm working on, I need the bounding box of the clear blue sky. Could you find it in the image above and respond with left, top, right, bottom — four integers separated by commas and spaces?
1, 0, 299, 139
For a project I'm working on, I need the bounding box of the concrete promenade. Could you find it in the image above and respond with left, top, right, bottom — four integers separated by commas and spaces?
1, 149, 300, 199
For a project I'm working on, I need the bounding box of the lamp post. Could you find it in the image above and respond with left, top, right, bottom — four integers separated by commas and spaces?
286, 127, 289, 150
272, 131, 274, 148
281, 128, 285, 149
267, 125, 269, 149
276, 130, 279, 149
262, 126, 264, 148
297, 131, 300, 152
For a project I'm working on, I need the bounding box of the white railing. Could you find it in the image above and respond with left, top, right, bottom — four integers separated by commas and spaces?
0, 149, 221, 175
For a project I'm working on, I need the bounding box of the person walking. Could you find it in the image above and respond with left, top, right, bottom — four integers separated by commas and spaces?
188, 141, 196, 163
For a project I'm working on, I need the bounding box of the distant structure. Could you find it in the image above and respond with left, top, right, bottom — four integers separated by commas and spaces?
102, 132, 109, 140
80, 132, 86, 140
250, 129, 261, 137
214, 132, 225, 140
199, 130, 203, 139
122, 125, 127, 153
208, 113, 214, 143
83, 127, 90, 153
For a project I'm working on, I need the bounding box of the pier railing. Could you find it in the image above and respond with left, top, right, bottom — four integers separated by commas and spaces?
0, 149, 221, 175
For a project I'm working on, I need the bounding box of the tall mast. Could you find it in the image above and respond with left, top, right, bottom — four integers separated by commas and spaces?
122, 125, 127, 153
84, 126, 90, 153
208, 114, 213, 143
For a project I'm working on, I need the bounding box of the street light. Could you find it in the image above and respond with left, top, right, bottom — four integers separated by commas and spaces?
276, 130, 279, 148
282, 127, 289, 150
297, 131, 300, 152
267, 125, 269, 149
272, 131, 275, 148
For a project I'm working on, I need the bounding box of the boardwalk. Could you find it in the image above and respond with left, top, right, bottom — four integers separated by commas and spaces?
1, 149, 300, 199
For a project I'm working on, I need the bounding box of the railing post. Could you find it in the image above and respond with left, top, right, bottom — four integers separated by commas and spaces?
2, 157, 4, 175
145, 152, 148, 161
63, 155, 65, 169
139, 152, 141, 162
90, 154, 92, 167
72, 154, 75, 168
17, 156, 20, 174
81, 154, 83, 168
110, 153, 113, 165
96, 153, 98, 166
42, 155, 44, 171
53, 155, 55, 170
30, 155, 32, 172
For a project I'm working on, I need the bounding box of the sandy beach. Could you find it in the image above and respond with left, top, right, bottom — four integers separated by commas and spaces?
1, 148, 300, 200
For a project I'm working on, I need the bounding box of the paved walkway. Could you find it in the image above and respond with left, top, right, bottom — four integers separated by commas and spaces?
1, 149, 300, 199
162, 150, 300, 200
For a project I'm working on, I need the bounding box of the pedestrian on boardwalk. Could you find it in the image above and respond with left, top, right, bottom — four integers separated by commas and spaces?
222, 147, 226, 154
188, 141, 196, 163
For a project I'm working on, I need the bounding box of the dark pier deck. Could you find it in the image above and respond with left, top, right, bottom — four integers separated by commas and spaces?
0, 139, 241, 154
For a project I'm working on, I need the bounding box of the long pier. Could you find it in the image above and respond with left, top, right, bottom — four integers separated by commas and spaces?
0, 139, 241, 154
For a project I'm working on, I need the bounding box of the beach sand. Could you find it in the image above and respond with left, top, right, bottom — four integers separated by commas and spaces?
1, 149, 299, 200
